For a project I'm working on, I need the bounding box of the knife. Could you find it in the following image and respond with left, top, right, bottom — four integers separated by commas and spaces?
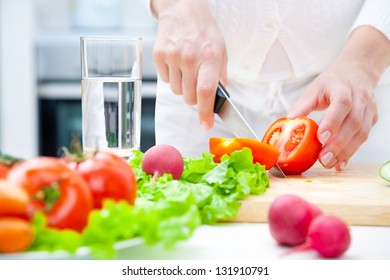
214, 82, 286, 178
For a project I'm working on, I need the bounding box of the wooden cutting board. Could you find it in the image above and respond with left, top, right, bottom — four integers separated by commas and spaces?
231, 163, 390, 226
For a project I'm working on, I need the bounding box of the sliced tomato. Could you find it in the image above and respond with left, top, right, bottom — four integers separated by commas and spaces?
262, 117, 322, 175
209, 137, 280, 170
6, 157, 94, 232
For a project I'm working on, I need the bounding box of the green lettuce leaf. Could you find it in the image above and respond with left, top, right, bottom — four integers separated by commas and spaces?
28, 148, 269, 259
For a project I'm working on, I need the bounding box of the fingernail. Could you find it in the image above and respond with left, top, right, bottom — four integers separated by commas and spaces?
339, 161, 346, 171
201, 121, 211, 130
320, 152, 334, 166
319, 130, 331, 145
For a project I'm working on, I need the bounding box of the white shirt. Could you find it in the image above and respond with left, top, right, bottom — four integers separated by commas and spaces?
143, 0, 390, 160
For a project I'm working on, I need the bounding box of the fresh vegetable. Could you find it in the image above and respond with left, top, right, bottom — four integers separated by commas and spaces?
0, 180, 30, 219
0, 164, 9, 179
209, 137, 280, 170
141, 144, 184, 180
286, 215, 351, 258
0, 217, 34, 253
7, 157, 93, 232
0, 153, 23, 179
262, 117, 322, 175
26, 148, 270, 258
0, 180, 34, 253
268, 194, 322, 246
66, 151, 137, 209
270, 194, 351, 258
135, 147, 270, 224
379, 161, 390, 182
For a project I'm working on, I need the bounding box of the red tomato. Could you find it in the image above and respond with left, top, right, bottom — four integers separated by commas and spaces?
66, 151, 137, 209
262, 117, 322, 175
0, 154, 24, 178
209, 137, 280, 170
0, 164, 9, 179
6, 157, 93, 232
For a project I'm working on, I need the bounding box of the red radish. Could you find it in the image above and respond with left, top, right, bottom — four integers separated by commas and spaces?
141, 144, 184, 180
268, 194, 322, 246
285, 215, 351, 258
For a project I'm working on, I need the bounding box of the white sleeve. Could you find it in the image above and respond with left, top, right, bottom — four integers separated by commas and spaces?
351, 0, 390, 40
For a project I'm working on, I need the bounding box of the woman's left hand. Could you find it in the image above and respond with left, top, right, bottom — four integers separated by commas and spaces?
287, 26, 390, 171
287, 61, 377, 171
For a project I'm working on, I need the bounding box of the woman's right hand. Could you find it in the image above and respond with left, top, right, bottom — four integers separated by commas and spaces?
152, 0, 228, 130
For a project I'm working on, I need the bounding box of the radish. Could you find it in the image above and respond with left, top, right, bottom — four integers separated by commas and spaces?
285, 215, 351, 258
141, 144, 184, 180
268, 194, 322, 246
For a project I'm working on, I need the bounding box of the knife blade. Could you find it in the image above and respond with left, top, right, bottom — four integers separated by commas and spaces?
214, 82, 286, 178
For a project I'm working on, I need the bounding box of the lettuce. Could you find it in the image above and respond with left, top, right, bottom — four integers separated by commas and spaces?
29, 148, 269, 259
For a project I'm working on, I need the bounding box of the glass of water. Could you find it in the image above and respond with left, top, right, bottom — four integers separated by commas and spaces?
80, 36, 142, 158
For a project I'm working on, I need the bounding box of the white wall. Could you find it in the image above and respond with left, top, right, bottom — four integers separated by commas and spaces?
0, 0, 38, 158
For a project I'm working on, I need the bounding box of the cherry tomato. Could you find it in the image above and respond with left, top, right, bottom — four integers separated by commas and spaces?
7, 157, 94, 232
66, 151, 137, 209
262, 117, 322, 175
209, 137, 280, 170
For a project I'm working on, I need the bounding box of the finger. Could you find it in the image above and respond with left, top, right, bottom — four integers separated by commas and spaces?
181, 70, 197, 105
153, 46, 170, 83
316, 85, 352, 145
180, 48, 198, 105
334, 160, 348, 172
333, 105, 374, 170
154, 61, 170, 83
334, 90, 377, 171
196, 61, 220, 130
319, 93, 365, 168
168, 65, 183, 95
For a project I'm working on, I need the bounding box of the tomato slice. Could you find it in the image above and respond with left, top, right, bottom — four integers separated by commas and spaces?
209, 137, 280, 170
262, 117, 322, 175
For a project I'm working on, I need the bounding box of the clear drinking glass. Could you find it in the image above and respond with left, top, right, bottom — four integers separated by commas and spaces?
80, 36, 142, 158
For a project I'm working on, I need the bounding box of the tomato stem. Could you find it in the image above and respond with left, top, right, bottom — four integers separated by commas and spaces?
0, 152, 24, 167
33, 182, 61, 213
60, 134, 96, 163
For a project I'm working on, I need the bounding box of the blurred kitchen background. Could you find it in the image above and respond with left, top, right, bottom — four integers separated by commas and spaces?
0, 0, 157, 159
1, 0, 390, 163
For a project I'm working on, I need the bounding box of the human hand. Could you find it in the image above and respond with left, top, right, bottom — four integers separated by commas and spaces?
287, 26, 390, 171
152, 0, 227, 130
287, 62, 378, 171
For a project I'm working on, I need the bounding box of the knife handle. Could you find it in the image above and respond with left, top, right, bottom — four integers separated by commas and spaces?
214, 82, 230, 114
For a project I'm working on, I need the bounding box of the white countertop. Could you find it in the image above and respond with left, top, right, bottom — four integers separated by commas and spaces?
116, 222, 390, 260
